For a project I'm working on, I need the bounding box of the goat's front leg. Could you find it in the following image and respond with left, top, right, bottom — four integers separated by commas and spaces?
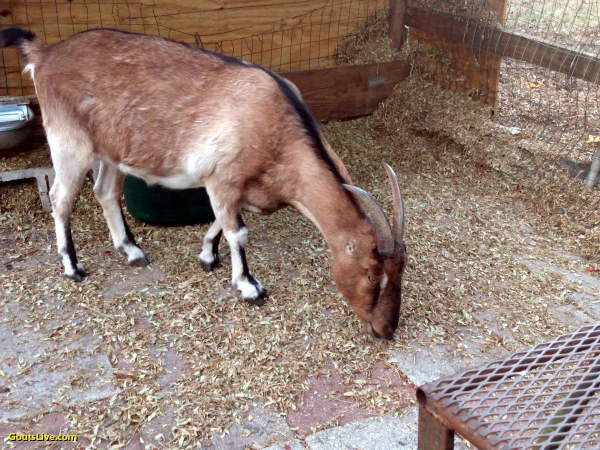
228, 216, 268, 305
198, 220, 222, 272
208, 201, 268, 305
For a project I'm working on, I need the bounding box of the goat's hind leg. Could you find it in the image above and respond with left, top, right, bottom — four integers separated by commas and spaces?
47, 133, 93, 281
93, 162, 148, 267
199, 220, 222, 272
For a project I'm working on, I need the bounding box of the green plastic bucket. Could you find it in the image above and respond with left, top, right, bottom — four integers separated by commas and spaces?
123, 175, 215, 226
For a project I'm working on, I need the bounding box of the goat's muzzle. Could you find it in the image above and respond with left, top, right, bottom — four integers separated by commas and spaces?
366, 322, 394, 341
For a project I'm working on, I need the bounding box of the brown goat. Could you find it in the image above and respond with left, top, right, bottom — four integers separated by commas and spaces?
1, 27, 407, 339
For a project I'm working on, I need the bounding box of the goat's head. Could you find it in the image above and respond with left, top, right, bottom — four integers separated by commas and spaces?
333, 162, 407, 341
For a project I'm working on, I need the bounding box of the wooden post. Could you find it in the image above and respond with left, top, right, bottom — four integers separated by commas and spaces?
406, 0, 506, 108
418, 405, 454, 450
586, 149, 600, 188
389, 0, 407, 50
489, 0, 507, 114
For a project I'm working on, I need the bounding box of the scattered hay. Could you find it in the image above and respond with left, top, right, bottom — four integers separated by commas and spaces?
334, 6, 599, 253
334, 10, 398, 66
375, 77, 600, 248
0, 145, 51, 172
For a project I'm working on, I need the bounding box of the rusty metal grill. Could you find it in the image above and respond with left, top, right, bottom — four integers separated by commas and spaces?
417, 324, 600, 449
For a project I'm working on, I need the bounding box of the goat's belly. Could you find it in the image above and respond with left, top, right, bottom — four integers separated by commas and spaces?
117, 163, 207, 190
117, 127, 240, 190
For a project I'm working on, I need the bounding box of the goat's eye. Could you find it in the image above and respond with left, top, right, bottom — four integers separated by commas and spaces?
368, 276, 378, 284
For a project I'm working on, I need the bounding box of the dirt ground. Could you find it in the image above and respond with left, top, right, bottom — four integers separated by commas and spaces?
1, 74, 599, 448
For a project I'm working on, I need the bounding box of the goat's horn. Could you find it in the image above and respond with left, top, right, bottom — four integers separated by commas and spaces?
382, 162, 405, 244
343, 184, 394, 255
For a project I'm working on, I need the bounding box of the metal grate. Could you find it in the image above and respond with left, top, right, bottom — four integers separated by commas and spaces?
417, 324, 600, 449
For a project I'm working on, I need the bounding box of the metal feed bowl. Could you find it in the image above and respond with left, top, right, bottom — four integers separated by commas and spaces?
0, 98, 35, 151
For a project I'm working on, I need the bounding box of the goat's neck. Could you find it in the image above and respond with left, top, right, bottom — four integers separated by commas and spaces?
292, 177, 367, 255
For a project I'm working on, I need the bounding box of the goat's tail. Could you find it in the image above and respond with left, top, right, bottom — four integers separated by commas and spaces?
1, 27, 46, 67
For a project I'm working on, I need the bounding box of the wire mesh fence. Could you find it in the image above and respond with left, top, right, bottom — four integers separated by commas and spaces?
499, 0, 600, 194
407, 0, 600, 222
0, 0, 387, 96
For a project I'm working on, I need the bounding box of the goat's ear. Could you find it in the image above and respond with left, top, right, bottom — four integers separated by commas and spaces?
346, 240, 356, 254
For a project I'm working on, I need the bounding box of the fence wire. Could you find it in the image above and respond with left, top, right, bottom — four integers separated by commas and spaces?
0, 0, 386, 96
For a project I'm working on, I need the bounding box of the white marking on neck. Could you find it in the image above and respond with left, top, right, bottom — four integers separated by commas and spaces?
380, 274, 389, 290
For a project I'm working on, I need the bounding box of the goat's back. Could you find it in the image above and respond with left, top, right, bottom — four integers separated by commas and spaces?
34, 29, 298, 176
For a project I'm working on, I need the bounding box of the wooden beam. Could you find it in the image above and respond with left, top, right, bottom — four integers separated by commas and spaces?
18, 61, 411, 145
283, 61, 411, 121
389, 0, 407, 50
407, 8, 600, 86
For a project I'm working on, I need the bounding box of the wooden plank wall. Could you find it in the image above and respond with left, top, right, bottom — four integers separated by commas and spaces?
0, 0, 389, 96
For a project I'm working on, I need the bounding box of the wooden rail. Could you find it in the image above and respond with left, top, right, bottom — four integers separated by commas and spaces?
283, 61, 411, 121
406, 7, 600, 86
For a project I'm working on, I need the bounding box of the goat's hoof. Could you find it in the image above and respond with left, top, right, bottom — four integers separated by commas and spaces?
66, 268, 87, 282
129, 256, 149, 267
200, 256, 220, 273
243, 289, 268, 307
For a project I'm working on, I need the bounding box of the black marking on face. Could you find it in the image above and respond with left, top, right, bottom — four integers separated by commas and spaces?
369, 285, 381, 312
